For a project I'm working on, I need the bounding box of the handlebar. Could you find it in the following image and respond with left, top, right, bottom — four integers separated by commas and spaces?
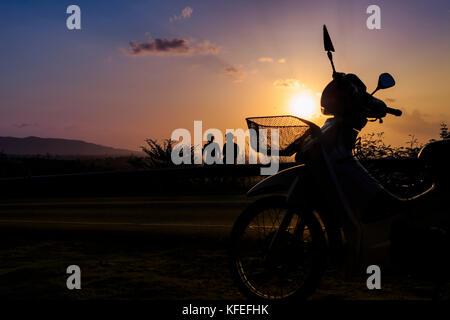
366, 96, 402, 119
385, 107, 402, 117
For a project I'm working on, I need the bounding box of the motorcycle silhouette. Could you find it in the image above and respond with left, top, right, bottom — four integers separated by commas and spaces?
229, 25, 449, 301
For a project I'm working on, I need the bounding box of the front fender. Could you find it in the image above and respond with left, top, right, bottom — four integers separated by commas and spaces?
247, 163, 345, 265
247, 164, 306, 197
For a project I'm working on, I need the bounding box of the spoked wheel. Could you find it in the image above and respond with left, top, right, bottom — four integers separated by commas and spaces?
229, 196, 326, 302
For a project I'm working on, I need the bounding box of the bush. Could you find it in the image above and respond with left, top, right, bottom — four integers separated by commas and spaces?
139, 139, 195, 168
354, 132, 422, 160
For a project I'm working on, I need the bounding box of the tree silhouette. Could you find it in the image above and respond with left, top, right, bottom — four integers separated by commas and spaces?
440, 123, 449, 139
354, 132, 422, 160
139, 139, 195, 168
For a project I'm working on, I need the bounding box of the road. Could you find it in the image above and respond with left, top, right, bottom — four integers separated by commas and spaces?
0, 195, 251, 239
0, 194, 444, 300
0, 194, 253, 299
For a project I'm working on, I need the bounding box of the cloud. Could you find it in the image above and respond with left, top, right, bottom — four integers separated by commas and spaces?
258, 57, 286, 63
170, 6, 193, 22
273, 79, 300, 89
13, 123, 38, 128
258, 57, 273, 63
222, 66, 246, 83
126, 38, 219, 56
384, 109, 448, 143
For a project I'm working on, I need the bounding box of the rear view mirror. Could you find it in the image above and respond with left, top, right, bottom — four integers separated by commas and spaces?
378, 73, 395, 89
371, 73, 395, 95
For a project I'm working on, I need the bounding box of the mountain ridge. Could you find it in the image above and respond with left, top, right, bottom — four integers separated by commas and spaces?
0, 136, 141, 156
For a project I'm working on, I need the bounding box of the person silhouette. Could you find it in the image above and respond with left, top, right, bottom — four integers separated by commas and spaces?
222, 132, 239, 164
202, 134, 220, 164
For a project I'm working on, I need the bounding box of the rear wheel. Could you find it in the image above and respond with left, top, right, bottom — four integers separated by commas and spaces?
229, 196, 326, 302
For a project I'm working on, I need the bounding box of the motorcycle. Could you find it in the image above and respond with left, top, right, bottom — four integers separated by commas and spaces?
229, 25, 449, 301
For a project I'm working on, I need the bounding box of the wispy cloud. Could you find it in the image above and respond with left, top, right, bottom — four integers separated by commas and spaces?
222, 66, 246, 83
258, 57, 286, 63
170, 7, 193, 22
385, 109, 445, 142
273, 79, 300, 88
258, 57, 274, 63
126, 38, 219, 56
13, 123, 38, 128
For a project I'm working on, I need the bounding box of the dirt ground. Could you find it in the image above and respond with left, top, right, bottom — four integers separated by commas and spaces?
0, 233, 447, 301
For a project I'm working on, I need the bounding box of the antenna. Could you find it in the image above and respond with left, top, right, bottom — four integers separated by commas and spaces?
323, 25, 337, 77
327, 51, 336, 76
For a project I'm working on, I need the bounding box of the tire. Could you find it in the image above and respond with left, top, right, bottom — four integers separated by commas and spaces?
229, 195, 326, 302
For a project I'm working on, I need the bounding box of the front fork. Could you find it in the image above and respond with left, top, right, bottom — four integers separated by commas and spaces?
265, 176, 306, 258
263, 207, 299, 264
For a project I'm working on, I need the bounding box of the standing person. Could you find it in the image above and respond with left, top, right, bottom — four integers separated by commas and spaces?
222, 132, 239, 164
203, 134, 220, 164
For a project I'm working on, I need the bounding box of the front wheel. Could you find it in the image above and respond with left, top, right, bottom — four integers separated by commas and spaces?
229, 196, 327, 302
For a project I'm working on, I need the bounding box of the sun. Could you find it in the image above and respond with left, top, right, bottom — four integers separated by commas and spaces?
290, 92, 318, 119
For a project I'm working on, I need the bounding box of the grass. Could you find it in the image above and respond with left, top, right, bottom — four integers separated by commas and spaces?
0, 235, 447, 300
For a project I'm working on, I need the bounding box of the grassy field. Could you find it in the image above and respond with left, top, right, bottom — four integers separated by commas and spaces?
0, 164, 448, 301
0, 229, 447, 301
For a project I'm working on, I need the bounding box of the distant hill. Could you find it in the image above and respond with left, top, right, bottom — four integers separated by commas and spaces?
0, 136, 141, 157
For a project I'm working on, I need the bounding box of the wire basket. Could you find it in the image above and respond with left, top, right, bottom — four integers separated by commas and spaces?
246, 115, 313, 155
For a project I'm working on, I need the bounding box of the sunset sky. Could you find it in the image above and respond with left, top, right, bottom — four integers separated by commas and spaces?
0, 0, 449, 150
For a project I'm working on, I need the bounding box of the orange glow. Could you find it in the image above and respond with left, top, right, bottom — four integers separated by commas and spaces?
289, 91, 319, 119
